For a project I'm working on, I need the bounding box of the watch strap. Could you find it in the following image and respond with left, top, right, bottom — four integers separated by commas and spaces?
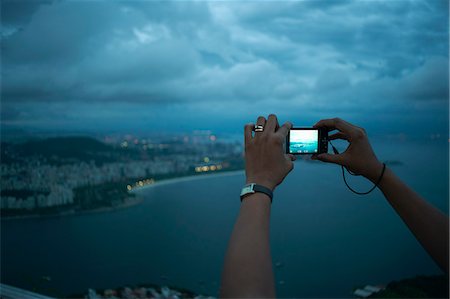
240, 183, 273, 202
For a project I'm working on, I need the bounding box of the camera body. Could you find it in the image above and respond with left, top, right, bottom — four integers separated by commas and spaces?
286, 127, 328, 155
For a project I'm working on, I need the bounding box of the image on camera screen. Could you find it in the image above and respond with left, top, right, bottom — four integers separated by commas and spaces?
289, 130, 319, 154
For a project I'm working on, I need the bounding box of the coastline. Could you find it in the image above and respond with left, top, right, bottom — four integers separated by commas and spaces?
1, 195, 144, 221
1, 170, 244, 221
131, 169, 244, 192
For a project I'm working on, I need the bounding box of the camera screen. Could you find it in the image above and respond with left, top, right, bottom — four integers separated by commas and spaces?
289, 130, 319, 154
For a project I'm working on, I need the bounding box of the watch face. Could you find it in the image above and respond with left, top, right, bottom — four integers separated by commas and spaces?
240, 184, 255, 197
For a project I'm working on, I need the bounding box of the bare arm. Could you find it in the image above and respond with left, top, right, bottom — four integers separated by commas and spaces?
314, 118, 449, 273
377, 167, 449, 273
220, 115, 295, 298
220, 193, 275, 298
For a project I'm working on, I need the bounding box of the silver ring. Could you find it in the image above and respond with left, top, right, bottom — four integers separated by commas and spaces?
254, 125, 264, 132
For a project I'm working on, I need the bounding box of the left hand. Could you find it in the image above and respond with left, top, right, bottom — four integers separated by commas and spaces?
244, 114, 296, 191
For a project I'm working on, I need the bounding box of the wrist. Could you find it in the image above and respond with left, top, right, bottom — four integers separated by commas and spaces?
365, 161, 385, 183
241, 192, 272, 205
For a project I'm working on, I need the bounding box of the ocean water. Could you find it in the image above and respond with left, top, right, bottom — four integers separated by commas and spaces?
1, 139, 448, 298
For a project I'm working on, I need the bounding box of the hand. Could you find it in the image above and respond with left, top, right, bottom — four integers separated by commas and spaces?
312, 118, 384, 182
244, 114, 296, 191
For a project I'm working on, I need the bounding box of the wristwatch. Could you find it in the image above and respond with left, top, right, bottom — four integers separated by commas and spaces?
240, 183, 273, 202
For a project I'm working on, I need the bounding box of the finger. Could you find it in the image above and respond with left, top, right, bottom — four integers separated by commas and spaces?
315, 153, 345, 165
265, 114, 278, 133
286, 154, 296, 161
244, 123, 254, 145
276, 121, 292, 138
254, 116, 267, 135
329, 132, 349, 141
313, 118, 356, 135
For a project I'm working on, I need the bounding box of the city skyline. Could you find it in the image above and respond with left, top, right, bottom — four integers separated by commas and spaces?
1, 0, 448, 136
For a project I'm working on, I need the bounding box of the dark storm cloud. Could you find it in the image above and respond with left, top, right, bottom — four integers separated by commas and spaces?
0, 0, 448, 131
1, 0, 53, 28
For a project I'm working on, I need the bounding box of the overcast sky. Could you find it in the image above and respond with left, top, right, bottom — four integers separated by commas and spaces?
1, 0, 448, 136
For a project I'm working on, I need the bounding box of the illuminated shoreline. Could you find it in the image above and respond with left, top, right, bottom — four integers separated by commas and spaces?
131, 169, 244, 192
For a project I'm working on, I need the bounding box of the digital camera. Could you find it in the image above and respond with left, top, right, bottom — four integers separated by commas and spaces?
286, 128, 328, 155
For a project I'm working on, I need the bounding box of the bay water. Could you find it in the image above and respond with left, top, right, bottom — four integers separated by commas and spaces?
1, 138, 448, 298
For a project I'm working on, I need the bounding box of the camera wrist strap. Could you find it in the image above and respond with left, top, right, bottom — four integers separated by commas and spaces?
329, 141, 386, 195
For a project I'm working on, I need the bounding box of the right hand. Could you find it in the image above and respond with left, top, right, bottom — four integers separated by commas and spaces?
312, 118, 384, 182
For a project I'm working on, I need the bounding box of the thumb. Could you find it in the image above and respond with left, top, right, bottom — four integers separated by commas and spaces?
315, 153, 344, 165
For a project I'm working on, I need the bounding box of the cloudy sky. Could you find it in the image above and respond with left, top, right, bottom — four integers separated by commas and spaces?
1, 0, 448, 136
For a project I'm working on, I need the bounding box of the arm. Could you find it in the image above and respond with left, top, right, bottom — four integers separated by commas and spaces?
220, 114, 295, 298
220, 193, 274, 298
378, 167, 449, 273
313, 118, 449, 273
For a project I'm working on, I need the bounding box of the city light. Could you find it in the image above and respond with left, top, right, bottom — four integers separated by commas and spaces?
194, 164, 223, 173
126, 178, 155, 191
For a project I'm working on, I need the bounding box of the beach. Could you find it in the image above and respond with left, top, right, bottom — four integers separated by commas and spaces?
131, 170, 245, 191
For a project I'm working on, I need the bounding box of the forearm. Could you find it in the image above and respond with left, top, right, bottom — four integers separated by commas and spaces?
220, 193, 275, 298
378, 167, 449, 273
